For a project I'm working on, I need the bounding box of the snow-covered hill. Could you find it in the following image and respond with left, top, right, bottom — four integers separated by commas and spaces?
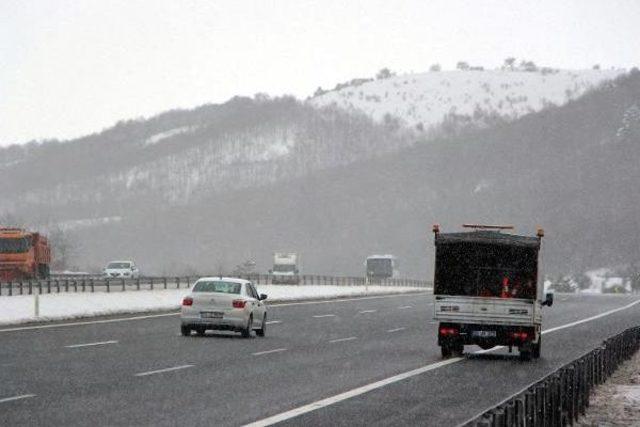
310, 69, 625, 133
0, 96, 410, 217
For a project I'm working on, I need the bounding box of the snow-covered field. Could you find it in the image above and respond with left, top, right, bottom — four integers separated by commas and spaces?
311, 69, 624, 132
0, 285, 427, 325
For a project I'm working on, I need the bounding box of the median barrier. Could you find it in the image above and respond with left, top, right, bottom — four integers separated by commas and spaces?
462, 326, 640, 427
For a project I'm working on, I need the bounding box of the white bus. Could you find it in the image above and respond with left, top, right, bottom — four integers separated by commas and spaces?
365, 255, 399, 280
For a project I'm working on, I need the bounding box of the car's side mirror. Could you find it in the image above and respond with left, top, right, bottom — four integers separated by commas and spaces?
542, 292, 554, 307
259, 293, 268, 301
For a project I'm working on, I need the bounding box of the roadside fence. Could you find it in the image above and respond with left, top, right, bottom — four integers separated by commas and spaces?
0, 274, 430, 297
462, 325, 640, 427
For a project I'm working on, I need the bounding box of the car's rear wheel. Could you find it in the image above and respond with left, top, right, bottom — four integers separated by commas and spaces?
256, 314, 267, 337
241, 315, 253, 338
180, 325, 191, 336
452, 343, 464, 357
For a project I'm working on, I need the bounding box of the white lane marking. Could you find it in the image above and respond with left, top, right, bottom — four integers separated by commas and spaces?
358, 310, 377, 314
387, 327, 406, 333
244, 298, 640, 427
0, 394, 36, 404
398, 305, 412, 310
541, 298, 640, 334
265, 320, 282, 325
329, 336, 357, 343
313, 314, 336, 318
0, 312, 179, 333
252, 348, 287, 356
0, 293, 433, 333
134, 364, 194, 377
271, 292, 431, 307
243, 358, 463, 427
65, 340, 118, 348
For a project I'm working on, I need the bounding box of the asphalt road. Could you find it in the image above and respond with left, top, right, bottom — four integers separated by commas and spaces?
1, 292, 639, 426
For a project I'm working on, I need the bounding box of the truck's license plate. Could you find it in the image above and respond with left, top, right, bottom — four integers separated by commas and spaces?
473, 330, 497, 338
201, 312, 223, 319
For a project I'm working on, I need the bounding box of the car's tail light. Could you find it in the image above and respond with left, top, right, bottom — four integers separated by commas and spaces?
182, 297, 193, 306
439, 327, 458, 336
232, 299, 246, 309
512, 331, 529, 340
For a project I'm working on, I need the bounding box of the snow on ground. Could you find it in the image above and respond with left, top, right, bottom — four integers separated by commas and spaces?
584, 268, 630, 293
0, 285, 427, 325
311, 69, 624, 132
144, 126, 196, 146
576, 349, 640, 426
55, 216, 122, 231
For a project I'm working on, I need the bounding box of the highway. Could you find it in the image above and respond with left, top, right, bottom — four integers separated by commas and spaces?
1, 292, 640, 426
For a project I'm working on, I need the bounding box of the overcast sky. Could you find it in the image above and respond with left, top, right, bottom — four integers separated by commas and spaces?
1, 0, 639, 146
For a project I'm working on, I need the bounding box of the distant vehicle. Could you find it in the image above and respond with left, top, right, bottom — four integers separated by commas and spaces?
432, 224, 553, 361
270, 252, 300, 284
365, 254, 399, 281
180, 277, 268, 337
103, 260, 140, 278
0, 227, 51, 282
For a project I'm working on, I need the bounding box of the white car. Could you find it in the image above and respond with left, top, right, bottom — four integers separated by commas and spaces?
180, 277, 268, 338
103, 260, 140, 278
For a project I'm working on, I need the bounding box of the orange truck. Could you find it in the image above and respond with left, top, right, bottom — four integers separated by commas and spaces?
0, 228, 52, 282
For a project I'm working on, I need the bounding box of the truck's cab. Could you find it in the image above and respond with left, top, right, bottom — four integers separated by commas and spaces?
270, 252, 300, 284
433, 224, 552, 361
0, 228, 51, 281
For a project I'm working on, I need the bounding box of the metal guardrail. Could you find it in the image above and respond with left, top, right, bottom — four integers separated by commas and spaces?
0, 274, 431, 296
462, 326, 640, 427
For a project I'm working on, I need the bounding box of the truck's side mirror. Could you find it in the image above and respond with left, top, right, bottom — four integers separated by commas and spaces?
542, 292, 554, 307
259, 293, 268, 301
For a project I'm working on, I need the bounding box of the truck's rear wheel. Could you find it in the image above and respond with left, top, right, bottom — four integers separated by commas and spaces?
532, 337, 541, 359
519, 345, 533, 361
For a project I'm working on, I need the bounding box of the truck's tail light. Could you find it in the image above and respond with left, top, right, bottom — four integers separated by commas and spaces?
232, 299, 247, 309
182, 297, 193, 306
439, 327, 458, 336
512, 331, 529, 340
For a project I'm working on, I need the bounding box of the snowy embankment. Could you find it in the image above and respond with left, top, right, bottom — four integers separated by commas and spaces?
0, 285, 428, 325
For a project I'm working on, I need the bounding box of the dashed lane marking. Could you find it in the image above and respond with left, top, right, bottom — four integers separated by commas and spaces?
65, 340, 118, 348
134, 364, 194, 377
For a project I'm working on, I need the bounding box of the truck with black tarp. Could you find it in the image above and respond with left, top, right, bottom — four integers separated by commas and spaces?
432, 224, 553, 361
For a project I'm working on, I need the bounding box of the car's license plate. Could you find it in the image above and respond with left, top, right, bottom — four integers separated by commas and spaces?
201, 312, 223, 319
472, 330, 496, 338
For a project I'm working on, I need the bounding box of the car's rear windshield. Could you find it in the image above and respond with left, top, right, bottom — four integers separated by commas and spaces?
192, 281, 242, 294
107, 262, 131, 269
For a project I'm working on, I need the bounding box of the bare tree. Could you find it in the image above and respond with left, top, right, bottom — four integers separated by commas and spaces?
503, 57, 516, 70
48, 225, 79, 271
376, 68, 394, 80
456, 61, 470, 71
0, 212, 24, 227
